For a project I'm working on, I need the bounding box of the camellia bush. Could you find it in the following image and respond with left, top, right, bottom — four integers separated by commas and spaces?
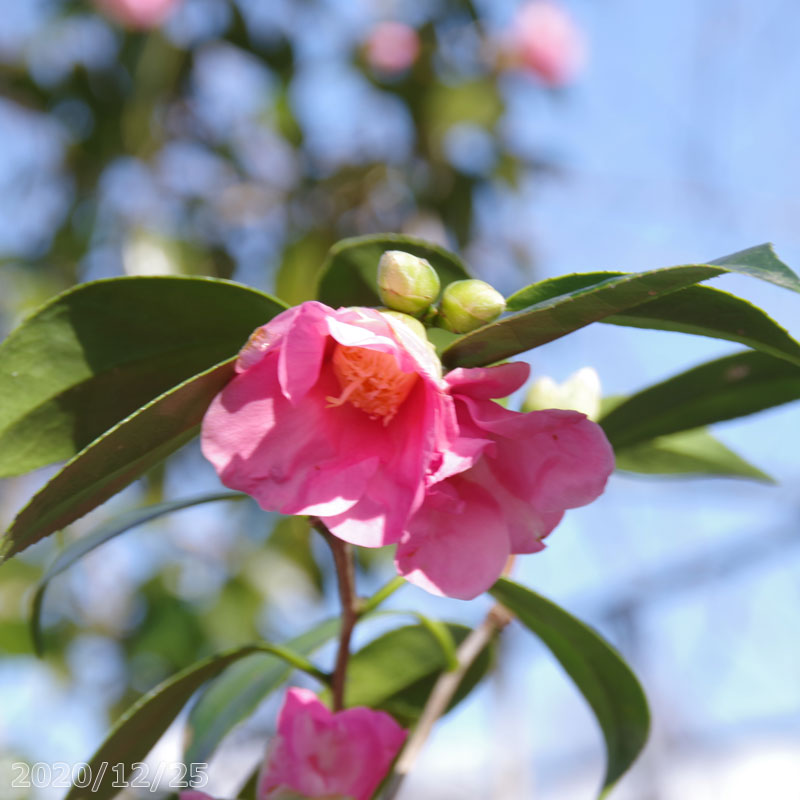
2, 233, 800, 799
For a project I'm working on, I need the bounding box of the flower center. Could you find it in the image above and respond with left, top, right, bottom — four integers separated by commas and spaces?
327, 344, 418, 424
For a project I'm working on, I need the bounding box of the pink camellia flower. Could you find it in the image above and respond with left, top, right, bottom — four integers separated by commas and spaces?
258, 688, 407, 800
364, 21, 421, 74
201, 302, 457, 548
95, 0, 180, 29
508, 0, 586, 87
395, 362, 614, 599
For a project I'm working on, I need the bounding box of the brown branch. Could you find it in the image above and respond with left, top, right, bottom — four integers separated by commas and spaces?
381, 603, 514, 799
312, 518, 360, 711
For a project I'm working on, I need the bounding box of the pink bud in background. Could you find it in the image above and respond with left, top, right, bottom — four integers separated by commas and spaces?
364, 21, 421, 74
95, 0, 180, 29
259, 688, 407, 800
509, 1, 586, 87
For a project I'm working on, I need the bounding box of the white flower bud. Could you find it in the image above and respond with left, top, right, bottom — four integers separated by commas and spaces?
523, 366, 601, 419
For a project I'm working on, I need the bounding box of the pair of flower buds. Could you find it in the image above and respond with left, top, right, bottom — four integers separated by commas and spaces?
376, 251, 506, 333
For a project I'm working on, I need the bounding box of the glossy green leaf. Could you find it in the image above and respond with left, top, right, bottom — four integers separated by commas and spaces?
607, 284, 800, 367
508, 271, 800, 369
184, 618, 340, 766
444, 244, 800, 368
614, 428, 773, 482
340, 623, 494, 727
0, 276, 285, 477
316, 233, 471, 309
31, 492, 248, 655
64, 642, 327, 800
599, 350, 800, 450
1, 360, 234, 562
489, 579, 649, 797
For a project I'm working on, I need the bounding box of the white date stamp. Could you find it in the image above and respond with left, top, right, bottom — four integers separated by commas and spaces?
10, 762, 209, 792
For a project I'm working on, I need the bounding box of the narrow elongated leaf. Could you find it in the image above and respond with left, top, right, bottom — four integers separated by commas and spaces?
509, 273, 800, 369
0, 276, 285, 477
340, 623, 493, 726
316, 233, 471, 308
64, 642, 327, 800
599, 350, 800, 450
614, 428, 772, 482
184, 618, 340, 766
443, 244, 800, 368
1, 359, 235, 562
489, 579, 649, 797
31, 492, 248, 655
606, 284, 800, 367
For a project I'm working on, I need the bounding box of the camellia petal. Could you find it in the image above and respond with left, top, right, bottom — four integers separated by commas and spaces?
396, 364, 614, 599
443, 362, 530, 399
258, 688, 406, 800
395, 479, 511, 600
201, 302, 457, 543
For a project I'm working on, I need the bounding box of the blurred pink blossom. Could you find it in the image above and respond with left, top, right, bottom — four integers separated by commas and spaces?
364, 22, 421, 74
508, 1, 587, 86
258, 688, 407, 800
95, 0, 180, 29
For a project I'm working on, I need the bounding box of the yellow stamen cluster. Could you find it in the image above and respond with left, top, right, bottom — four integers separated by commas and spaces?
327, 344, 418, 424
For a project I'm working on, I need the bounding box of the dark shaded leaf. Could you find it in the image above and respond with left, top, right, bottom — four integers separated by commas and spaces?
316, 234, 470, 309
444, 244, 800, 368
599, 351, 800, 450
489, 579, 649, 798
606, 284, 800, 367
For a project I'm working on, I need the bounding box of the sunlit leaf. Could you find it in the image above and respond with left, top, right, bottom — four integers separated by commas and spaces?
339, 623, 494, 727
316, 233, 470, 309
599, 350, 800, 450
489, 579, 649, 798
444, 244, 800, 368
614, 427, 772, 482
0, 276, 286, 477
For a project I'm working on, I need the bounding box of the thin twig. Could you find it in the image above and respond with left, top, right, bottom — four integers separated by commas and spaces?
312, 518, 360, 711
381, 604, 514, 800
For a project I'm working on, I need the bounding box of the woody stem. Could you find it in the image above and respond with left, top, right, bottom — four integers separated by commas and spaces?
313, 518, 360, 711
381, 604, 514, 800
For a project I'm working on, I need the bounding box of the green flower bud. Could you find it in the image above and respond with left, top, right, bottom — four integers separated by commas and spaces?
437, 279, 506, 334
377, 250, 441, 316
